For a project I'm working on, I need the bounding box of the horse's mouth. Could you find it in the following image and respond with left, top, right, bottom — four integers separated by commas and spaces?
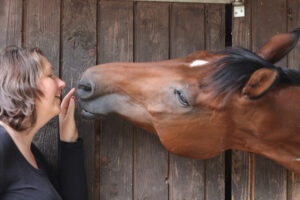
80, 109, 104, 119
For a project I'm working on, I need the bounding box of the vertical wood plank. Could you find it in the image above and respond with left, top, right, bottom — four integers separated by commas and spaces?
252, 0, 288, 200
24, 0, 61, 168
134, 2, 169, 200
62, 0, 97, 199
205, 4, 225, 50
287, 0, 300, 71
0, 0, 22, 48
205, 4, 226, 200
287, 0, 300, 199
98, 1, 134, 200
170, 3, 205, 57
231, 0, 252, 199
169, 3, 206, 200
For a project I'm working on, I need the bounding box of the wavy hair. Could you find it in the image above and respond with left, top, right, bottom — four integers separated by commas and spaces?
0, 46, 44, 131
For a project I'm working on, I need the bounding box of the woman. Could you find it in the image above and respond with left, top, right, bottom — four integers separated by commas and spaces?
0, 46, 87, 199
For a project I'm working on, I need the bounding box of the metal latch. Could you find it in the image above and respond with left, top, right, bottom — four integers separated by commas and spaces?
233, 0, 245, 18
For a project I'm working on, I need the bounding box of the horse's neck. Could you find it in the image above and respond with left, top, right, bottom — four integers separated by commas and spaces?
230, 85, 300, 173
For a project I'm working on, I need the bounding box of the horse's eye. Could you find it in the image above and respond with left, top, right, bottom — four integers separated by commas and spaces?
174, 89, 190, 107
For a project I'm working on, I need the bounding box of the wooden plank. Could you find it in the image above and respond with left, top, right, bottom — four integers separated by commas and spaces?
287, 0, 300, 71
204, 4, 226, 200
287, 1, 300, 199
24, 0, 61, 169
231, 0, 252, 199
169, 3, 206, 200
134, 2, 169, 200
252, 0, 288, 199
170, 3, 205, 57
98, 1, 134, 200
0, 0, 22, 47
62, 0, 97, 199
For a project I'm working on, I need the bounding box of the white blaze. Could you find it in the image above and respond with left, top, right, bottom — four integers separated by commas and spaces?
190, 60, 209, 67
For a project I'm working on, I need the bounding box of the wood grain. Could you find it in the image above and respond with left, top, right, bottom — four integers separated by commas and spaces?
98, 1, 134, 200
0, 0, 22, 48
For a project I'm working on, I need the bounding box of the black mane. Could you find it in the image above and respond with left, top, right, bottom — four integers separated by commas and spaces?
203, 47, 300, 100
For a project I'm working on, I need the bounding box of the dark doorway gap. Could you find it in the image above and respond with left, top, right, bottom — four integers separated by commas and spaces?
225, 3, 232, 200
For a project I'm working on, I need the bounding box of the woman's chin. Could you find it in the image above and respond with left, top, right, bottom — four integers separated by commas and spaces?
54, 107, 62, 116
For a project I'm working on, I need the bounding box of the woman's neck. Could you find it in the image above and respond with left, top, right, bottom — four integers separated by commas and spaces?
0, 120, 41, 169
0, 121, 39, 149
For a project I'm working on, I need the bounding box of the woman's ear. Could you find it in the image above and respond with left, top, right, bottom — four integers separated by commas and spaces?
256, 28, 300, 63
242, 68, 279, 99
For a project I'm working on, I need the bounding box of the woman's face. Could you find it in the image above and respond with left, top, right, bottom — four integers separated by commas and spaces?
35, 56, 66, 122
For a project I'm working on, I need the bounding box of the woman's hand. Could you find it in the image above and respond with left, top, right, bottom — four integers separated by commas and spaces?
59, 88, 79, 142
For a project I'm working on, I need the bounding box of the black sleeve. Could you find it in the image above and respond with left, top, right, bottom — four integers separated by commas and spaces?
0, 140, 3, 194
57, 138, 88, 200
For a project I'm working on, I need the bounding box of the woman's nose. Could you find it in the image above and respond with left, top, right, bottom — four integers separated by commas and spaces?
58, 78, 66, 89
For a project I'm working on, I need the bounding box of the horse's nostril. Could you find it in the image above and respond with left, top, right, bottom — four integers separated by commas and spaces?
77, 80, 94, 99
78, 82, 92, 92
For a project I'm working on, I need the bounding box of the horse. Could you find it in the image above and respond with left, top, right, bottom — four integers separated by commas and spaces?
77, 29, 300, 174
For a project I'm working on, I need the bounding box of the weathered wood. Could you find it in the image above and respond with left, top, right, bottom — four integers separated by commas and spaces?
287, 0, 300, 71
0, 0, 22, 47
62, 0, 97, 199
231, 0, 252, 199
134, 2, 169, 200
205, 4, 226, 200
169, 3, 206, 200
205, 4, 225, 50
252, 0, 288, 199
287, 1, 300, 199
24, 0, 61, 169
98, 1, 134, 200
170, 3, 205, 56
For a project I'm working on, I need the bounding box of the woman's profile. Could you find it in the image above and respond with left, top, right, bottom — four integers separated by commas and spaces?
0, 46, 87, 200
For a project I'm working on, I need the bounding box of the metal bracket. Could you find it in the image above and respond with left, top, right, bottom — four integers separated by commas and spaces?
233, 0, 245, 18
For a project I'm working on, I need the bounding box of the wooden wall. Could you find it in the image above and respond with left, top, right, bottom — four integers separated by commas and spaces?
0, 0, 299, 200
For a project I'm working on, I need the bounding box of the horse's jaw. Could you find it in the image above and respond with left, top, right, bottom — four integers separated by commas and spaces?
78, 93, 157, 133
78, 94, 122, 119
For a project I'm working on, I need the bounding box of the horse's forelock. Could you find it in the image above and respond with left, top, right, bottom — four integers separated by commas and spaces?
199, 47, 300, 104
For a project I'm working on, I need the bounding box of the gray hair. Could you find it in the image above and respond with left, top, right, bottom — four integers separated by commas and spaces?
0, 46, 44, 131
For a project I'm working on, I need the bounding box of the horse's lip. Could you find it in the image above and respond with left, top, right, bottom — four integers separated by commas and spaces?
80, 109, 104, 119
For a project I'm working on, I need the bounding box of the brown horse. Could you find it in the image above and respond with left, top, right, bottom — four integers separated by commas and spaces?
77, 29, 300, 174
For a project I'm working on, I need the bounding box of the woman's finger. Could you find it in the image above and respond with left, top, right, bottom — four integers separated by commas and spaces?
66, 96, 76, 117
61, 88, 76, 115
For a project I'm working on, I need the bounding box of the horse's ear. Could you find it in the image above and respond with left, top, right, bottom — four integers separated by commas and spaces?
242, 68, 279, 99
256, 28, 300, 63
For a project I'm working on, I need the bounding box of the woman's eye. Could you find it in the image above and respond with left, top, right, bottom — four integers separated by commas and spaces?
48, 74, 54, 78
174, 89, 190, 107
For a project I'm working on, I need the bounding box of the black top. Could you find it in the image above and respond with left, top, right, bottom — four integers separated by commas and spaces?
0, 125, 87, 200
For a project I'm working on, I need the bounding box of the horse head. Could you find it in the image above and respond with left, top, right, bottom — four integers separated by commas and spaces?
77, 29, 300, 174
